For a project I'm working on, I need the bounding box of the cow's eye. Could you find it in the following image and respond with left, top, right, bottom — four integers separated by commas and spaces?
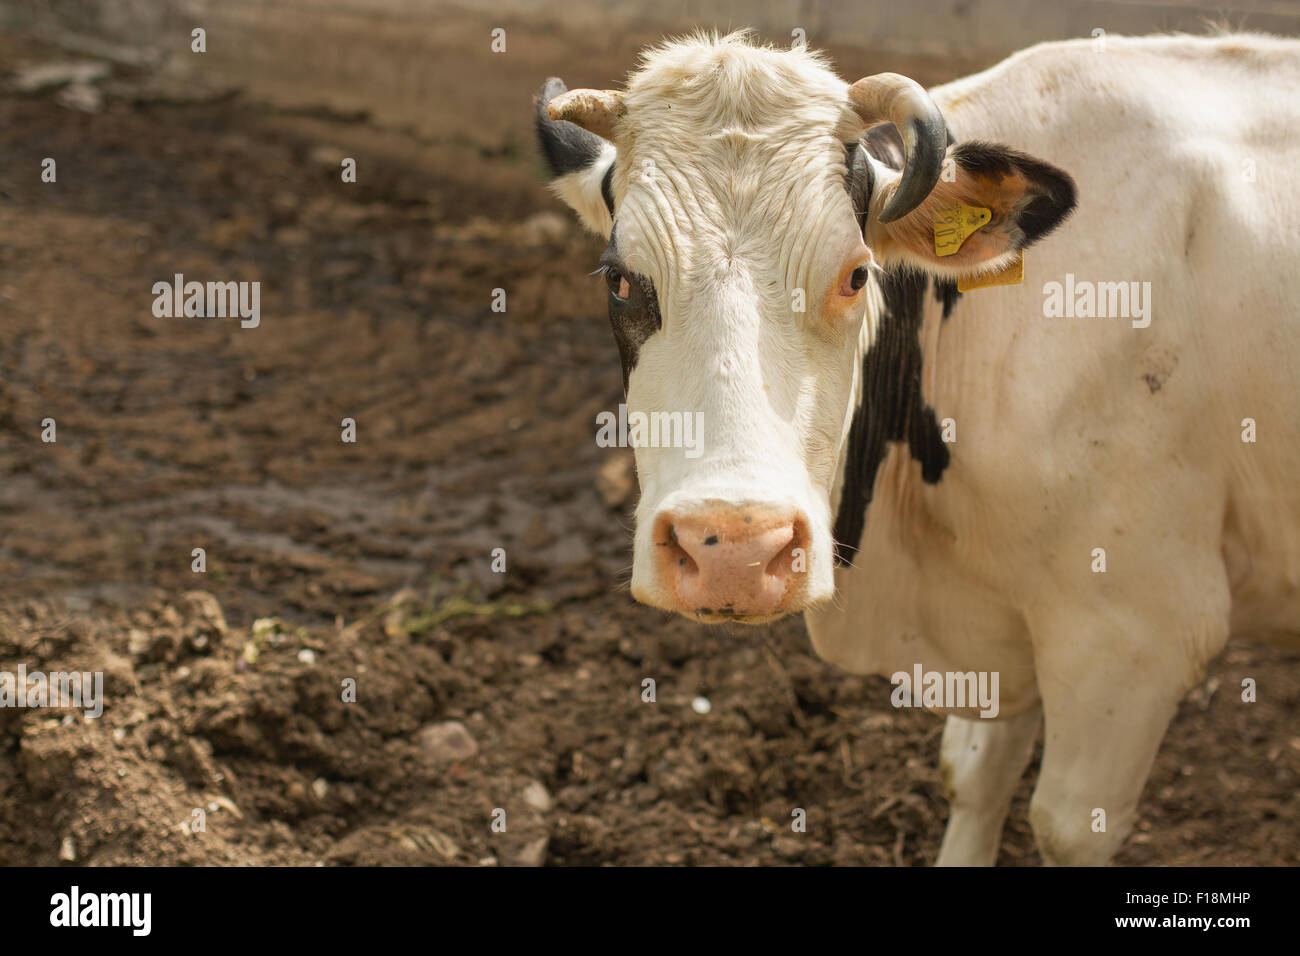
606, 268, 631, 301
837, 263, 872, 298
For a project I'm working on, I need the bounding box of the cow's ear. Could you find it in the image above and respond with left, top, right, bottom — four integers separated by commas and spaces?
866, 141, 1076, 277
534, 77, 619, 237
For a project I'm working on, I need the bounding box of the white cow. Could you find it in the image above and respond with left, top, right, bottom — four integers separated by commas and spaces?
535, 31, 1300, 864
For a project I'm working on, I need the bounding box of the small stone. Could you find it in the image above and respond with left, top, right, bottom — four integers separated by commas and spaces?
522, 781, 553, 812
311, 778, 329, 800
516, 836, 549, 867
417, 721, 479, 765
691, 696, 712, 715
297, 648, 316, 664
59, 836, 76, 862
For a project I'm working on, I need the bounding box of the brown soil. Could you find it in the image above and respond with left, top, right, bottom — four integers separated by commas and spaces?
0, 28, 1296, 867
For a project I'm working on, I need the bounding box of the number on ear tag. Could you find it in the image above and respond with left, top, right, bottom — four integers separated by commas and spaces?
933, 201, 991, 257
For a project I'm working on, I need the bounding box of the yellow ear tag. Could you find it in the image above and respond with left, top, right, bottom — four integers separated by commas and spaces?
957, 254, 1024, 293
933, 201, 991, 257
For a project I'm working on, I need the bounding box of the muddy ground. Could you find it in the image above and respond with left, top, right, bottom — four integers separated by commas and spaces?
0, 27, 1296, 866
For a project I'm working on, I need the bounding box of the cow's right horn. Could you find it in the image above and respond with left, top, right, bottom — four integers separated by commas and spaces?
546, 88, 626, 143
848, 73, 947, 223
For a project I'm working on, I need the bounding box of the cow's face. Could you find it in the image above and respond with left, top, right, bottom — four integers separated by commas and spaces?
536, 34, 1075, 624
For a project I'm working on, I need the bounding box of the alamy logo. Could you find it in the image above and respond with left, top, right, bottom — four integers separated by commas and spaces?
0, 665, 103, 718
152, 273, 260, 328
1042, 273, 1152, 328
50, 886, 151, 936
595, 404, 704, 459
890, 664, 1000, 718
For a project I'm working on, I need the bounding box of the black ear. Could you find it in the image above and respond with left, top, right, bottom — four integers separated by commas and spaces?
535, 77, 605, 178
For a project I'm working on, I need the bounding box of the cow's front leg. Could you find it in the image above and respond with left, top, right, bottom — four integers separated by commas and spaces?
935, 707, 1041, 866
1026, 599, 1228, 865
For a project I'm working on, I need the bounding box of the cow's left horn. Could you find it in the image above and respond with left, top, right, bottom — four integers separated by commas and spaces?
848, 73, 947, 223
546, 88, 626, 143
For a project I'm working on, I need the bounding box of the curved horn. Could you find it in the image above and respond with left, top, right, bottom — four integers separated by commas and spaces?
546, 88, 626, 143
848, 73, 947, 223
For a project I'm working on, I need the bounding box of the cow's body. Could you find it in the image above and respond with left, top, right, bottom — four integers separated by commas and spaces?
537, 32, 1300, 864
810, 34, 1300, 864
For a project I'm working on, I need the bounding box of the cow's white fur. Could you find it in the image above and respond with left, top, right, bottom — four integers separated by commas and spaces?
548, 31, 1300, 864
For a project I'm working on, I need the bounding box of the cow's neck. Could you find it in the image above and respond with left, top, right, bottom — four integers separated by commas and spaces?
831, 268, 954, 564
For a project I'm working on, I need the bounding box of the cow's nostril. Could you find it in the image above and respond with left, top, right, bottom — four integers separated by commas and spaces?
660, 521, 697, 575
764, 516, 808, 578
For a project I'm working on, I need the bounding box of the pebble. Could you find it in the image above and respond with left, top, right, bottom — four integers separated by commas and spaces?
417, 721, 479, 765
522, 781, 553, 812
516, 836, 549, 867
691, 696, 712, 715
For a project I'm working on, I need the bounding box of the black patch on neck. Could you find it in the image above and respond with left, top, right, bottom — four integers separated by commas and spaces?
833, 126, 957, 565
832, 269, 950, 564
935, 278, 960, 319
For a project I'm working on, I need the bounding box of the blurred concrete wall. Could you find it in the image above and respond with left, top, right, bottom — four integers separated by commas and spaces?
470, 0, 1300, 52
7, 0, 1298, 57
3, 0, 1297, 151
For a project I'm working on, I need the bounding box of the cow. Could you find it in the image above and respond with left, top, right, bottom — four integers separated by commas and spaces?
534, 31, 1300, 865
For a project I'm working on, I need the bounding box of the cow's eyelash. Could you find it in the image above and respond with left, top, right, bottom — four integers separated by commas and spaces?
594, 262, 635, 281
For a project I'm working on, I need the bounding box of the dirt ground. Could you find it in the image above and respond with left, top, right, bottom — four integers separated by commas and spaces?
0, 26, 1297, 867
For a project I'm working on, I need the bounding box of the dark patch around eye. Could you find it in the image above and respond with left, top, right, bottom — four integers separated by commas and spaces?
602, 230, 661, 393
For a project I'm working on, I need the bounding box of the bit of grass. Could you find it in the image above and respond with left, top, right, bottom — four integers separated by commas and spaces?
400, 579, 550, 636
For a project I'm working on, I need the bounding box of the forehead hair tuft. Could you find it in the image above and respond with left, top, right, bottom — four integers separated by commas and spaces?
624, 30, 849, 135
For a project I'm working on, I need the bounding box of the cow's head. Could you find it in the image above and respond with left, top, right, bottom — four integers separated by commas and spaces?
536, 33, 1075, 624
